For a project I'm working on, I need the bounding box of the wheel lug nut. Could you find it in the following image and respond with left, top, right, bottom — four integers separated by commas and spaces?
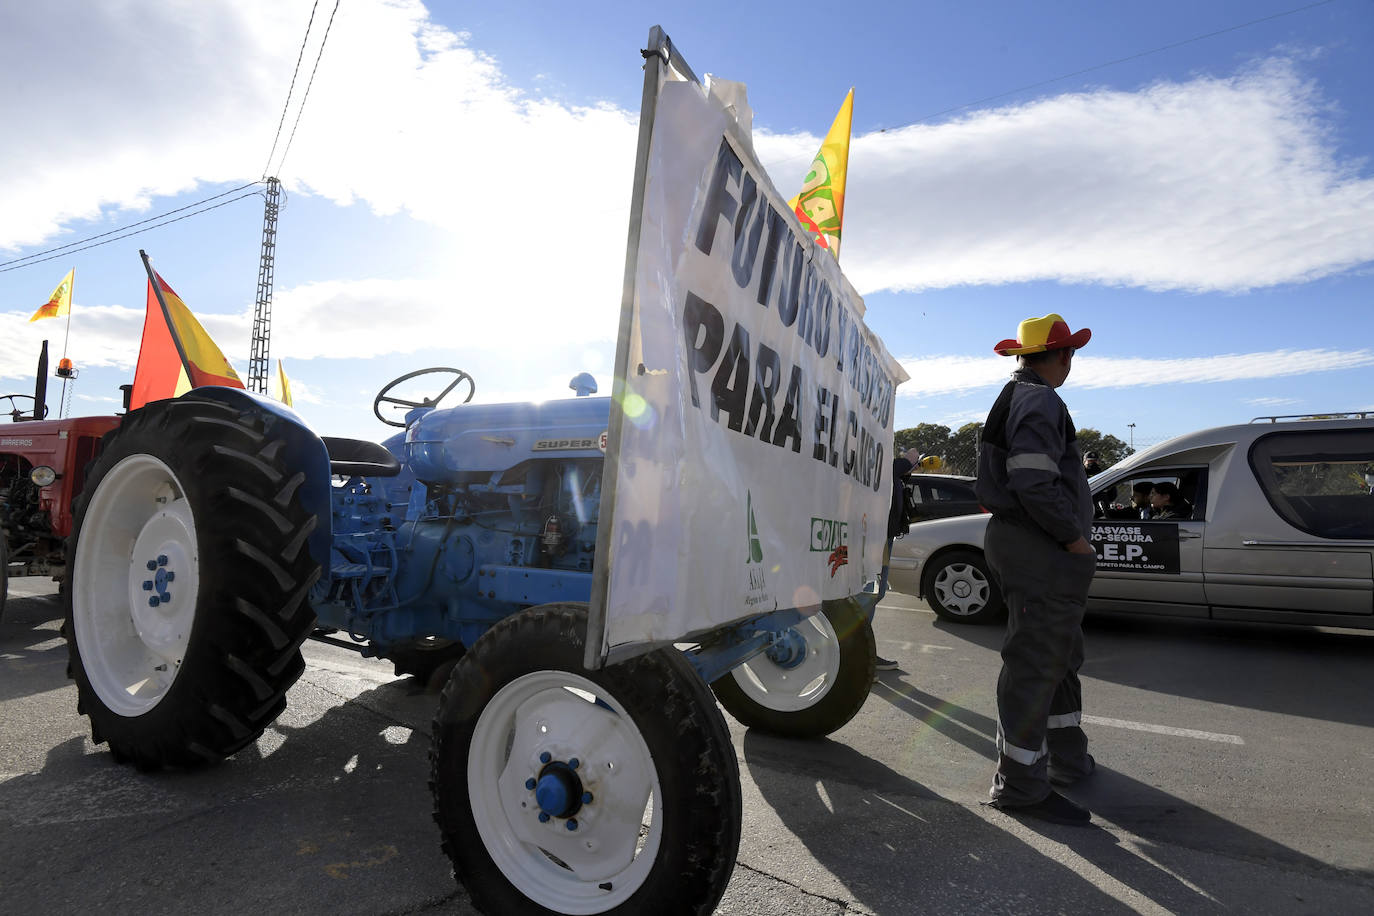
146, 560, 158, 571
539, 751, 551, 764
142, 580, 154, 591
566, 818, 578, 831
538, 812, 550, 823
162, 593, 172, 602
569, 757, 579, 769
582, 792, 593, 804
525, 778, 536, 791
165, 571, 175, 582
157, 555, 168, 566
148, 596, 160, 607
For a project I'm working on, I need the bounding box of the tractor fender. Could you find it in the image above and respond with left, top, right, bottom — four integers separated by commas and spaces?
177, 387, 333, 573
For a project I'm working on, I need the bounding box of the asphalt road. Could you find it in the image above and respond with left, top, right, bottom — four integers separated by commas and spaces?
3, 577, 1373, 915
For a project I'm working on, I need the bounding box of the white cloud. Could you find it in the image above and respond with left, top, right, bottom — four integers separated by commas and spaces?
1243, 396, 1301, 407
898, 348, 1374, 397
0, 0, 305, 252
2, 2, 1371, 390
757, 60, 1374, 294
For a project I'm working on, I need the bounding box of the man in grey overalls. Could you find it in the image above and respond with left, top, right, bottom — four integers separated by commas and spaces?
975, 313, 1098, 826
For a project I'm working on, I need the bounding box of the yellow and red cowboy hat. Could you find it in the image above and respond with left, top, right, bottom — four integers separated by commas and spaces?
993, 313, 1092, 356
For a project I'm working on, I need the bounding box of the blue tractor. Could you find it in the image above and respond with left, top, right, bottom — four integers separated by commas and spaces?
61, 369, 876, 914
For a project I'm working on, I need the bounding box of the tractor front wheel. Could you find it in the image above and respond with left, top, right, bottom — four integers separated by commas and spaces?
431, 603, 741, 915
64, 395, 321, 769
710, 597, 875, 739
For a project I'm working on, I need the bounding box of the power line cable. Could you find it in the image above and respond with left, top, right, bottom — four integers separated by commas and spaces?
263, 0, 320, 178
273, 0, 341, 177
0, 181, 265, 271
0, 192, 264, 274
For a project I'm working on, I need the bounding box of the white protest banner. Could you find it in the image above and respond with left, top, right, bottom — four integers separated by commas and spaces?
593, 56, 907, 658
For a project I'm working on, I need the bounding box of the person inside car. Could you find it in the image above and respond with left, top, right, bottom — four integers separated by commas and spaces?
1131, 482, 1154, 519
1150, 481, 1191, 520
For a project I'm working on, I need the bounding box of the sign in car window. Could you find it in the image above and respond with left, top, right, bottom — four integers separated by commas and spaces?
1091, 522, 1181, 574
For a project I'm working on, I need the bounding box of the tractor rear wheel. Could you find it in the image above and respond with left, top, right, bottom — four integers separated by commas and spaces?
64, 395, 321, 769
710, 597, 875, 738
431, 603, 741, 915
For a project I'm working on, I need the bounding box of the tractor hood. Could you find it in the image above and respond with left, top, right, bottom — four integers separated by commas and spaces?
405, 396, 611, 480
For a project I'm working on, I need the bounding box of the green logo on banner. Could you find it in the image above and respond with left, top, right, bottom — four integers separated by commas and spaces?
747, 490, 763, 564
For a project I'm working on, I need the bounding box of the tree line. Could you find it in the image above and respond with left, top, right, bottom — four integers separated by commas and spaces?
895, 422, 1132, 476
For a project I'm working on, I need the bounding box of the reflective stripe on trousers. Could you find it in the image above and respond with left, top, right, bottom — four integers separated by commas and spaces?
985, 515, 1095, 805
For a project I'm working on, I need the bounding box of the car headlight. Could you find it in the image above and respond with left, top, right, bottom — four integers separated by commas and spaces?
30, 465, 57, 487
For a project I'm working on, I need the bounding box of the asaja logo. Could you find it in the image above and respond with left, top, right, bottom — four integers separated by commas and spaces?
746, 491, 763, 565
744, 491, 771, 606
811, 517, 849, 577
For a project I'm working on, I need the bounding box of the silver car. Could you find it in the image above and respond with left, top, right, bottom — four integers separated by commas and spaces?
888, 413, 1374, 627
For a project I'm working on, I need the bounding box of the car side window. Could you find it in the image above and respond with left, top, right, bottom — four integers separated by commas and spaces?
1095, 468, 1208, 521
1249, 429, 1374, 539
928, 481, 972, 502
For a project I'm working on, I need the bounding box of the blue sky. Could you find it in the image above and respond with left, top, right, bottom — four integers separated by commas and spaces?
2, 0, 1371, 450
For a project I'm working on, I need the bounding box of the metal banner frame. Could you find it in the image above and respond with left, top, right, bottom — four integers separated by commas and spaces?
586, 27, 694, 669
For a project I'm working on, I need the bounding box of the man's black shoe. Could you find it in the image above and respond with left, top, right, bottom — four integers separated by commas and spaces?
985, 790, 1092, 826
874, 655, 899, 671
1050, 753, 1096, 787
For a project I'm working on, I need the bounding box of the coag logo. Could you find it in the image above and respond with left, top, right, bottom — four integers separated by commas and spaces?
811, 517, 849, 577
809, 518, 847, 552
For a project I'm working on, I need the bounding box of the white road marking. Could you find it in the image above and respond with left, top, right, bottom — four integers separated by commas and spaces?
1084, 714, 1244, 745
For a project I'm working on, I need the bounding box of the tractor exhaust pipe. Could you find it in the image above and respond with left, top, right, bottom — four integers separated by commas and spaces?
33, 340, 49, 421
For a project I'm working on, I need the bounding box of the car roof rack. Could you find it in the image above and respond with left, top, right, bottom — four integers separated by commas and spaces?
1249, 411, 1373, 424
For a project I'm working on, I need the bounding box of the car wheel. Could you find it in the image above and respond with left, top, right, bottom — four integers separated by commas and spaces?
922, 549, 1005, 624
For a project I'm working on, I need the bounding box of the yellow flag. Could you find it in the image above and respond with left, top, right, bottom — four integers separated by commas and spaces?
787, 89, 853, 258
29, 268, 74, 322
277, 359, 293, 407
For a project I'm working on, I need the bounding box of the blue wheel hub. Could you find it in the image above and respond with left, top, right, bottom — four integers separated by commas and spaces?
534, 761, 585, 820
140, 554, 175, 607
764, 627, 808, 669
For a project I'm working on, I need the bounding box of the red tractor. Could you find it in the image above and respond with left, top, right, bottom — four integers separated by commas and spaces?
1, 341, 120, 614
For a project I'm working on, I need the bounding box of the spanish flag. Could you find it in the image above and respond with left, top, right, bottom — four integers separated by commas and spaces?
276, 359, 293, 407
29, 268, 74, 322
787, 89, 853, 258
130, 251, 244, 410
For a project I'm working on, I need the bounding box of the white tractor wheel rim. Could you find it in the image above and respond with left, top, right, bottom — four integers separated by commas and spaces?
933, 562, 989, 616
729, 610, 842, 713
72, 454, 200, 716
468, 670, 663, 914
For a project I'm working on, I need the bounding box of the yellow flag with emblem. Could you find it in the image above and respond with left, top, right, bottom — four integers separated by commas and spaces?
29, 268, 74, 322
787, 89, 853, 258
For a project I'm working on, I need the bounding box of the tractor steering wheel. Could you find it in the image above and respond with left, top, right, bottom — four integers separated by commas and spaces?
1, 394, 46, 421
373, 368, 475, 428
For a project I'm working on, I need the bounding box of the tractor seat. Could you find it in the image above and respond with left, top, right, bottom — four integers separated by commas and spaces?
321, 437, 402, 478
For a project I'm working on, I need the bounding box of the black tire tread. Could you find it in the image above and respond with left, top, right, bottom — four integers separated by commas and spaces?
430, 603, 741, 915
63, 394, 321, 770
